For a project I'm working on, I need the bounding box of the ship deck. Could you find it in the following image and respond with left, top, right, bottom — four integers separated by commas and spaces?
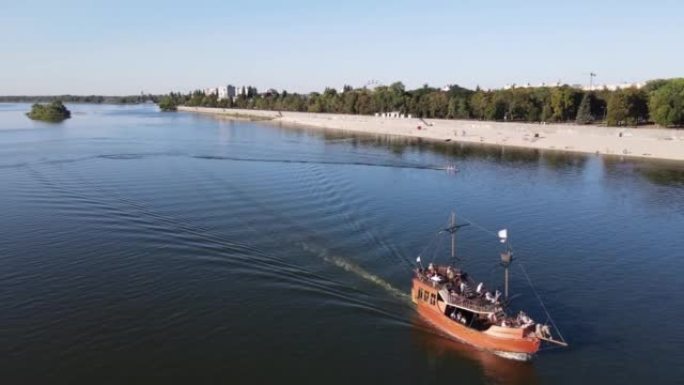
415, 269, 501, 315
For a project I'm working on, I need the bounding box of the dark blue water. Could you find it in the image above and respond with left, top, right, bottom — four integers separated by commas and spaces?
1, 103, 683, 384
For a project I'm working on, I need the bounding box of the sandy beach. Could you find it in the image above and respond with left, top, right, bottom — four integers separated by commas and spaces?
178, 106, 684, 162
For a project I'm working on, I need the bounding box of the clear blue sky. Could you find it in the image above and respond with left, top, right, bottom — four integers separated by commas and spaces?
1, 0, 682, 95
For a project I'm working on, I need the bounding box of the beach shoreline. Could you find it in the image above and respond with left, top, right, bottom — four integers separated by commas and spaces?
178, 106, 684, 162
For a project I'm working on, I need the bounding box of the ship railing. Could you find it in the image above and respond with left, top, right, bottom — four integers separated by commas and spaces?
440, 289, 498, 314
415, 272, 447, 288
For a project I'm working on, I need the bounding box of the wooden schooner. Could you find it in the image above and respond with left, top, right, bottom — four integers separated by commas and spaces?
411, 213, 567, 361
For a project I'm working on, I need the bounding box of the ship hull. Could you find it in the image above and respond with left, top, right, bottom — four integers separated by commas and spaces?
413, 279, 540, 361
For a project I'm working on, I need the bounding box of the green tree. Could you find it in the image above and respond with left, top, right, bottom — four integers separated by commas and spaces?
649, 78, 684, 127
469, 91, 488, 120
201, 93, 218, 107
342, 91, 358, 114
624, 87, 648, 124
550, 86, 582, 121
456, 98, 469, 119
540, 104, 552, 122
575, 93, 593, 124
388, 82, 406, 112
233, 94, 248, 108
187, 90, 204, 106
307, 93, 324, 112
642, 79, 670, 93
447, 97, 458, 119
484, 97, 506, 120
606, 88, 648, 126
606, 90, 629, 126
355, 90, 373, 115
158, 95, 177, 111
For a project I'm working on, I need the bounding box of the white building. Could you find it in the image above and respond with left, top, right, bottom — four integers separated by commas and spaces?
203, 87, 218, 96
500, 80, 647, 92
581, 82, 646, 91
218, 85, 236, 100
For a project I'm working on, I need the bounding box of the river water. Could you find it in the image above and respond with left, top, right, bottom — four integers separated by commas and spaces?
1, 103, 683, 384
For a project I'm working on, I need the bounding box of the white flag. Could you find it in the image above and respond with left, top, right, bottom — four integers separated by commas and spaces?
498, 229, 508, 243
416, 256, 421, 263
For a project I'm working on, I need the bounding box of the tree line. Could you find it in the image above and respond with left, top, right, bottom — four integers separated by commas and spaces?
1, 94, 161, 104
159, 78, 684, 127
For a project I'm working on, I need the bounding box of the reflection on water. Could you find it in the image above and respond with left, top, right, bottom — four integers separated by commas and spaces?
603, 157, 684, 186
318, 129, 547, 164
313, 125, 683, 186
640, 167, 684, 185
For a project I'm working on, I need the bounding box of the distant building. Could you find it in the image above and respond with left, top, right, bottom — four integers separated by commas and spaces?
218, 85, 236, 100
203, 87, 218, 96
499, 80, 647, 92
517, 81, 649, 91
581, 82, 646, 91
502, 83, 535, 90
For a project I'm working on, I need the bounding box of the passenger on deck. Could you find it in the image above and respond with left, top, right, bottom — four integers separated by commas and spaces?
476, 282, 484, 294
517, 311, 533, 326
427, 263, 436, 277
535, 324, 551, 338
458, 313, 467, 324
485, 290, 501, 304
446, 266, 455, 280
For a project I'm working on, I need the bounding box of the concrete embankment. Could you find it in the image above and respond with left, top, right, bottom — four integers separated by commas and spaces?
178, 106, 684, 161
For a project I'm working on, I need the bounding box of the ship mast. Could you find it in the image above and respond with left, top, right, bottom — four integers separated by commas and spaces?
450, 212, 456, 261
444, 212, 469, 265
501, 248, 512, 300
498, 229, 512, 300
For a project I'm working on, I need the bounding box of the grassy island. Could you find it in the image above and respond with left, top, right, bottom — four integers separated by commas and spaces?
26, 101, 71, 122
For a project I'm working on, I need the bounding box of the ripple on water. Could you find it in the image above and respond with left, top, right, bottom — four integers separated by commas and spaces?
2, 105, 684, 384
